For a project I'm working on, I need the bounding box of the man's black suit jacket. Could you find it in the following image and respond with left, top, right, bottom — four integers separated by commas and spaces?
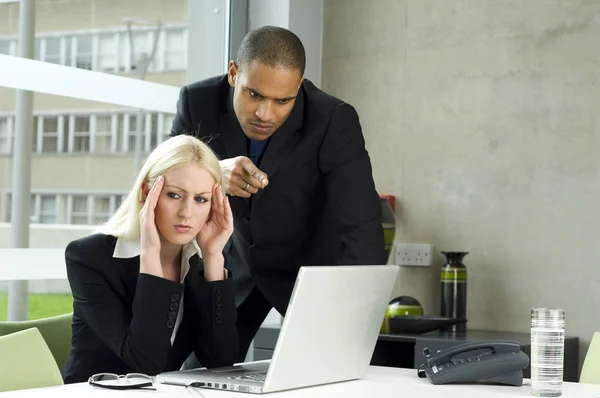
60, 233, 238, 383
171, 75, 386, 314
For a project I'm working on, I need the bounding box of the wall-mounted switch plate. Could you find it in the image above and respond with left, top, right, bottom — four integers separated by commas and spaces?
395, 243, 433, 266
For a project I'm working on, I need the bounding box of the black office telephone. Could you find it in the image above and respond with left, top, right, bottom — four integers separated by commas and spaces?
417, 341, 530, 386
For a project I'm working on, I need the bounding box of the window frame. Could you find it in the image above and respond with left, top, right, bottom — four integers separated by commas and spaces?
0, 109, 174, 156
5, 191, 127, 225
0, 116, 14, 154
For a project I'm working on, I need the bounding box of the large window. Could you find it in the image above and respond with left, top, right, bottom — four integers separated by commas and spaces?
0, 25, 187, 74
0, 111, 174, 155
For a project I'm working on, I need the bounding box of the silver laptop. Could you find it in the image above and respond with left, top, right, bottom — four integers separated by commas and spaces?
157, 264, 399, 394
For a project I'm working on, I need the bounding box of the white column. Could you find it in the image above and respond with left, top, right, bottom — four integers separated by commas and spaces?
248, 0, 289, 29
186, 0, 229, 84
228, 0, 249, 62
8, 0, 36, 321
247, 0, 323, 87
288, 0, 323, 88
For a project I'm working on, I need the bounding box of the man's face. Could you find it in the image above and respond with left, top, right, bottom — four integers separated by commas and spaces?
228, 59, 303, 141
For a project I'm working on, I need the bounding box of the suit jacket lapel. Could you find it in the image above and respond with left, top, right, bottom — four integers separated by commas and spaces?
220, 109, 250, 218
219, 88, 247, 158
253, 88, 305, 205
103, 235, 139, 302
219, 113, 247, 158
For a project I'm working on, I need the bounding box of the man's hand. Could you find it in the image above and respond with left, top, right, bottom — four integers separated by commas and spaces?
220, 156, 269, 198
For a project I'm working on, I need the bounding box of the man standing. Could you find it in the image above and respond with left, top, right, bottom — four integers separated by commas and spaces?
171, 26, 385, 361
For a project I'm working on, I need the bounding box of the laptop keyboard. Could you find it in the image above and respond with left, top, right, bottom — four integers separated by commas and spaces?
226, 373, 267, 383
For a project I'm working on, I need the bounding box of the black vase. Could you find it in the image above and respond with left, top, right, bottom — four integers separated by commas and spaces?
440, 251, 468, 333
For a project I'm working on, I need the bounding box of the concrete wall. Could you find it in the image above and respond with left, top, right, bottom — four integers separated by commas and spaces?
322, 0, 600, 372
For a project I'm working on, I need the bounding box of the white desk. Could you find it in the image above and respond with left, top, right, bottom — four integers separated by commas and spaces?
1, 367, 600, 398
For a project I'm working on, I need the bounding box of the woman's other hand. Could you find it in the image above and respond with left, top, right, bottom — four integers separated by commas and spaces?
196, 184, 233, 280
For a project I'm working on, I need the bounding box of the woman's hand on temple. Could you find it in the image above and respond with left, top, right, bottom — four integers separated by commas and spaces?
139, 175, 164, 277
196, 184, 233, 280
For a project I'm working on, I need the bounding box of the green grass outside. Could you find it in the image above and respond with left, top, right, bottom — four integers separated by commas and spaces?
0, 292, 73, 321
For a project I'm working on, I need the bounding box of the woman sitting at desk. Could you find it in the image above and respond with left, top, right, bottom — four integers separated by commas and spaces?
61, 135, 238, 383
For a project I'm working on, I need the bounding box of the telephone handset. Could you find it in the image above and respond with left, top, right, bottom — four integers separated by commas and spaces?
417, 340, 530, 386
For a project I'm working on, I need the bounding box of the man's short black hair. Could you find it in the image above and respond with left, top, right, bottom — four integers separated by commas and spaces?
236, 25, 306, 75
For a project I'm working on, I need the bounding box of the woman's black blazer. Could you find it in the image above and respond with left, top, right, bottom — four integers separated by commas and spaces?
60, 233, 238, 383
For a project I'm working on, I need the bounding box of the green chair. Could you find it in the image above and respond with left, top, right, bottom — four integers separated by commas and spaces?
0, 312, 73, 370
580, 331, 600, 384
0, 328, 64, 392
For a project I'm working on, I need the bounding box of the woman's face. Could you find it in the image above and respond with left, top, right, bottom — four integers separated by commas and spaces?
149, 162, 215, 247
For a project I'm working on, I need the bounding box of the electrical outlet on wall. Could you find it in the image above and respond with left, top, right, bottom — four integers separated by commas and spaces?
395, 243, 433, 266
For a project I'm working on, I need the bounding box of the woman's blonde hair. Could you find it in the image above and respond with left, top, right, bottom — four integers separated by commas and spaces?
97, 135, 222, 239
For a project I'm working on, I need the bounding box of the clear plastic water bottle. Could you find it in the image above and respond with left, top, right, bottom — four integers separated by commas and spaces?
530, 308, 565, 397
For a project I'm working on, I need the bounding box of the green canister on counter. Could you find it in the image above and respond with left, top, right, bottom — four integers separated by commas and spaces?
440, 251, 468, 333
